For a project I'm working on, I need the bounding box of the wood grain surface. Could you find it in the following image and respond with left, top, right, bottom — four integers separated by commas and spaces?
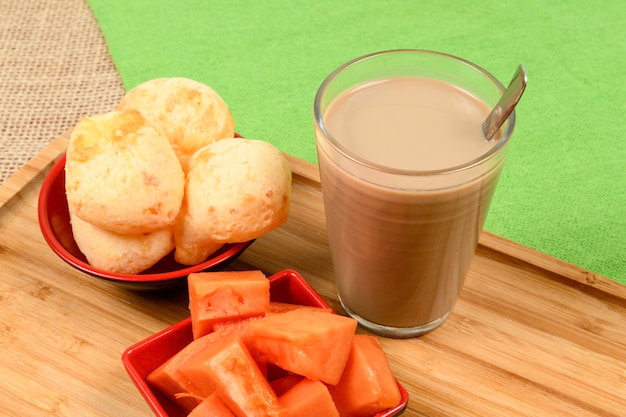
1, 136, 624, 417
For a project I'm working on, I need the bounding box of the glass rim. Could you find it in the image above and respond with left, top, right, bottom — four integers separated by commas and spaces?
313, 49, 516, 176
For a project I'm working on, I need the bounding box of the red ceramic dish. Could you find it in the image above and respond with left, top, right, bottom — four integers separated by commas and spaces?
37, 154, 253, 290
122, 269, 409, 417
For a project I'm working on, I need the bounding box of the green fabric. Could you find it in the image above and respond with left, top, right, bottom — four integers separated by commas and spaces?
86, 0, 625, 284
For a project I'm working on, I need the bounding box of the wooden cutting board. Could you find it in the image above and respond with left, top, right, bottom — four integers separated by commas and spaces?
1, 135, 624, 417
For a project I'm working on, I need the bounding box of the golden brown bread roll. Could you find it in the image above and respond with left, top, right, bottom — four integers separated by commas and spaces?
65, 109, 185, 235
174, 138, 291, 265
116, 77, 235, 172
70, 211, 175, 275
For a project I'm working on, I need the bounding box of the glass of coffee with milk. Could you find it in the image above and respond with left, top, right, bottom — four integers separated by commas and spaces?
314, 49, 518, 338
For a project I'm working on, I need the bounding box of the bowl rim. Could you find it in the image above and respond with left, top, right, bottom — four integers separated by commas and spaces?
37, 154, 254, 284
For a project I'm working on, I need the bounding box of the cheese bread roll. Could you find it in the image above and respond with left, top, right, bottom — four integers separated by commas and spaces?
70, 211, 175, 275
116, 77, 235, 172
174, 138, 291, 265
65, 109, 184, 235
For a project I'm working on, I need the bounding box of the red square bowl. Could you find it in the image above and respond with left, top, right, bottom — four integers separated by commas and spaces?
122, 269, 408, 417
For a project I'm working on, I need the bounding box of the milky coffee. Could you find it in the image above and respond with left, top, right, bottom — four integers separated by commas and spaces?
316, 74, 508, 337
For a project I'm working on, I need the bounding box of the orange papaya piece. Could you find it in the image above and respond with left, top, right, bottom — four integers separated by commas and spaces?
212, 316, 259, 335
328, 335, 401, 417
146, 331, 222, 412
188, 393, 236, 417
178, 332, 285, 417
269, 374, 304, 397
279, 378, 340, 417
212, 316, 269, 376
188, 270, 270, 339
248, 308, 357, 385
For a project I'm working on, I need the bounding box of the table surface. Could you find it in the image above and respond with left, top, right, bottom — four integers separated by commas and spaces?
1, 135, 625, 417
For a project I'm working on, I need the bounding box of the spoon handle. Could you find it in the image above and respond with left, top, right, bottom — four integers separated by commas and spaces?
483, 64, 527, 141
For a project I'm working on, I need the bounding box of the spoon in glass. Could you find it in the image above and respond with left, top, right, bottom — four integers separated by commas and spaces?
482, 64, 528, 141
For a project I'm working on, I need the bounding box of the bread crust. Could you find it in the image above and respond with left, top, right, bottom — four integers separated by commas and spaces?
174, 138, 291, 264
65, 109, 185, 235
70, 211, 175, 275
117, 77, 235, 172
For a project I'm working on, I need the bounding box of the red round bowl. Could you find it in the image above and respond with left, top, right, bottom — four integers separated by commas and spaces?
37, 154, 254, 290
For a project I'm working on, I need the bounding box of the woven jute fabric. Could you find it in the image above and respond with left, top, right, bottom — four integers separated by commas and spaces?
0, 0, 125, 184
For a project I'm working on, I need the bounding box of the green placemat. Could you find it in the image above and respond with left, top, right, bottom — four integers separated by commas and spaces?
86, 0, 625, 284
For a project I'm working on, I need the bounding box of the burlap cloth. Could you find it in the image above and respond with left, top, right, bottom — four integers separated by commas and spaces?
0, 0, 125, 184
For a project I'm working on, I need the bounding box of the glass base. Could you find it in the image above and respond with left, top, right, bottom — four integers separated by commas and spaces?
339, 295, 451, 338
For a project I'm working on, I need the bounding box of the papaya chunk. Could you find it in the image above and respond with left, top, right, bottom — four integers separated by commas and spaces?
248, 308, 357, 385
212, 316, 269, 376
178, 332, 285, 417
278, 378, 340, 417
188, 393, 236, 417
146, 331, 222, 412
188, 270, 270, 339
328, 335, 402, 417
269, 374, 303, 397
212, 316, 259, 335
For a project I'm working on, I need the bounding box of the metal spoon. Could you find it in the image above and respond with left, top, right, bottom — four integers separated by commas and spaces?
482, 64, 528, 141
